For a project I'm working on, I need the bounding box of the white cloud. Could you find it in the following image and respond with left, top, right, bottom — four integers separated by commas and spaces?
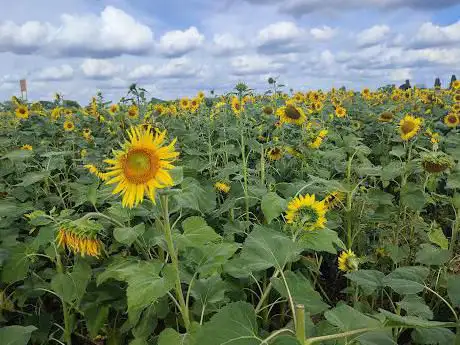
34, 64, 74, 81
81, 59, 124, 79
158, 27, 204, 57
411, 20, 460, 48
231, 54, 285, 75
128, 57, 201, 80
256, 21, 306, 54
211, 33, 246, 55
310, 26, 337, 40
357, 25, 390, 47
389, 68, 412, 82
0, 6, 154, 57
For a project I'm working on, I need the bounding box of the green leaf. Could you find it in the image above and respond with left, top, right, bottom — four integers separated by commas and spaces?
299, 228, 345, 254
389, 146, 405, 158
381, 161, 403, 181
16, 171, 50, 187
84, 305, 109, 339
325, 304, 382, 331
195, 302, 260, 345
379, 309, 454, 328
446, 171, 460, 189
129, 338, 148, 345
113, 223, 146, 246
261, 192, 287, 224
158, 329, 182, 345
346, 270, 385, 294
190, 275, 229, 311
383, 266, 429, 295
174, 178, 216, 214
397, 295, 433, 319
411, 327, 455, 345
225, 225, 302, 278
272, 271, 329, 315
428, 227, 449, 250
170, 166, 184, 186
51, 259, 91, 305
187, 242, 239, 277
1, 150, 33, 161
0, 325, 37, 345
415, 244, 451, 266
178, 216, 221, 248
447, 275, 460, 307
1, 244, 30, 283
401, 183, 425, 211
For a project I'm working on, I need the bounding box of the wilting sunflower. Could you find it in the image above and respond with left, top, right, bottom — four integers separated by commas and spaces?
63, 120, 75, 132
335, 106, 346, 118
214, 181, 230, 193
15, 105, 29, 119
285, 194, 327, 231
422, 152, 454, 173
82, 128, 92, 139
127, 105, 139, 119
21, 144, 33, 151
56, 222, 103, 258
399, 115, 422, 141
102, 125, 179, 208
180, 97, 190, 110
109, 104, 120, 115
231, 97, 243, 116
378, 111, 393, 123
338, 249, 359, 272
263, 106, 274, 115
444, 113, 459, 128
323, 191, 345, 209
267, 147, 283, 161
276, 103, 306, 125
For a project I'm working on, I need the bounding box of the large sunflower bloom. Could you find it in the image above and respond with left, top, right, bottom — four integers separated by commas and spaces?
285, 194, 327, 231
276, 104, 306, 125
231, 97, 243, 116
15, 105, 29, 119
444, 113, 459, 128
180, 97, 190, 110
103, 125, 179, 208
399, 115, 422, 141
63, 120, 75, 132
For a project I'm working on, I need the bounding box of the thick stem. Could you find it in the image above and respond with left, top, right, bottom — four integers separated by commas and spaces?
295, 304, 306, 344
161, 195, 191, 331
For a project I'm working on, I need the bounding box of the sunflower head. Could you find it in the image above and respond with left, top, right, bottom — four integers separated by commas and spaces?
56, 219, 104, 257
109, 104, 120, 114
267, 147, 283, 161
421, 152, 454, 173
231, 97, 243, 115
15, 105, 29, 119
102, 125, 179, 208
323, 192, 345, 209
263, 106, 274, 115
285, 194, 327, 231
378, 111, 393, 123
63, 120, 75, 132
444, 113, 459, 128
21, 144, 33, 151
81, 149, 88, 158
276, 104, 306, 125
214, 181, 230, 193
197, 91, 205, 100
452, 104, 460, 113
335, 106, 346, 118
128, 105, 139, 119
82, 128, 92, 139
399, 115, 422, 141
454, 93, 460, 103
180, 97, 190, 110
338, 249, 359, 272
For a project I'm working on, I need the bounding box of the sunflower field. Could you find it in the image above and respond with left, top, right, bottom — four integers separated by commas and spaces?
0, 80, 460, 345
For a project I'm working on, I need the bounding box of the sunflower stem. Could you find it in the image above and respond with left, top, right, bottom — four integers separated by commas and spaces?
55, 250, 72, 345
161, 195, 191, 332
295, 304, 306, 344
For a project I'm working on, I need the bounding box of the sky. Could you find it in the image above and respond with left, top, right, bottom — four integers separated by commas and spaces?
0, 0, 459, 103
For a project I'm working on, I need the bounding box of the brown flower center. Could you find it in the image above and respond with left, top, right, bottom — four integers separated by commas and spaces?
122, 148, 159, 184
285, 105, 301, 119
401, 120, 416, 134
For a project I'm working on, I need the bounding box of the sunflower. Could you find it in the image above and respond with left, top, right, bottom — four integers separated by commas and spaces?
197, 91, 205, 100
309, 136, 324, 149
453, 93, 460, 103
293, 92, 305, 103
361, 88, 370, 98
84, 164, 108, 181
81, 149, 88, 158
64, 109, 73, 116
15, 105, 29, 119
180, 97, 190, 110
57, 226, 102, 257
338, 249, 359, 272
452, 104, 460, 113
443, 113, 459, 128
399, 115, 422, 141
102, 125, 179, 208
267, 147, 283, 161
421, 152, 454, 173
214, 181, 230, 193
51, 107, 61, 120
263, 106, 273, 115
276, 104, 306, 125
391, 94, 400, 102
323, 192, 345, 209
127, 105, 139, 119
82, 128, 92, 139
63, 120, 75, 132
378, 111, 393, 123
452, 80, 460, 90
154, 104, 166, 116
312, 102, 323, 112
285, 194, 327, 231
231, 97, 243, 116
285, 146, 302, 158
335, 106, 346, 118
21, 144, 33, 151
190, 98, 200, 113
109, 104, 120, 115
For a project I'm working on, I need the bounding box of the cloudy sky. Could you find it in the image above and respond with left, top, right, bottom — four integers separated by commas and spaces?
0, 0, 459, 103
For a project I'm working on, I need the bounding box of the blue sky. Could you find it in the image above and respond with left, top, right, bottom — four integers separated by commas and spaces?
0, 0, 459, 103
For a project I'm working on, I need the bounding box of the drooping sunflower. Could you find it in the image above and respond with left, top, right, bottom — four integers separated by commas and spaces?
214, 181, 230, 193
378, 111, 393, 123
82, 128, 92, 139
21, 144, 33, 151
335, 106, 346, 118
63, 120, 75, 132
338, 249, 359, 272
276, 104, 306, 125
421, 152, 454, 174
56, 222, 103, 258
444, 113, 459, 128
15, 105, 29, 119
127, 105, 139, 119
109, 104, 120, 115
102, 125, 179, 208
267, 147, 283, 161
399, 115, 422, 141
231, 97, 243, 116
263, 106, 274, 115
180, 97, 190, 110
323, 192, 345, 209
285, 194, 327, 231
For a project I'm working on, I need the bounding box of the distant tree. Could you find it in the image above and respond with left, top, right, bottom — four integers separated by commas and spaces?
434, 77, 441, 90
339, 86, 346, 91
450, 75, 457, 89
399, 79, 411, 90
63, 100, 81, 108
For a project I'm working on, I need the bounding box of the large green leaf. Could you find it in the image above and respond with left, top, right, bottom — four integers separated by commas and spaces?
346, 270, 385, 294
447, 275, 460, 308
271, 271, 329, 315
396, 295, 433, 319
84, 305, 109, 339
261, 192, 287, 224
299, 228, 345, 254
16, 171, 50, 187
186, 242, 239, 277
1, 244, 30, 283
415, 244, 451, 266
1, 150, 33, 161
224, 225, 302, 278
174, 178, 216, 214
0, 325, 37, 345
113, 223, 145, 246
177, 216, 221, 248
190, 275, 229, 312
325, 304, 382, 331
51, 259, 91, 305
379, 309, 454, 328
383, 266, 429, 295
411, 327, 456, 345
